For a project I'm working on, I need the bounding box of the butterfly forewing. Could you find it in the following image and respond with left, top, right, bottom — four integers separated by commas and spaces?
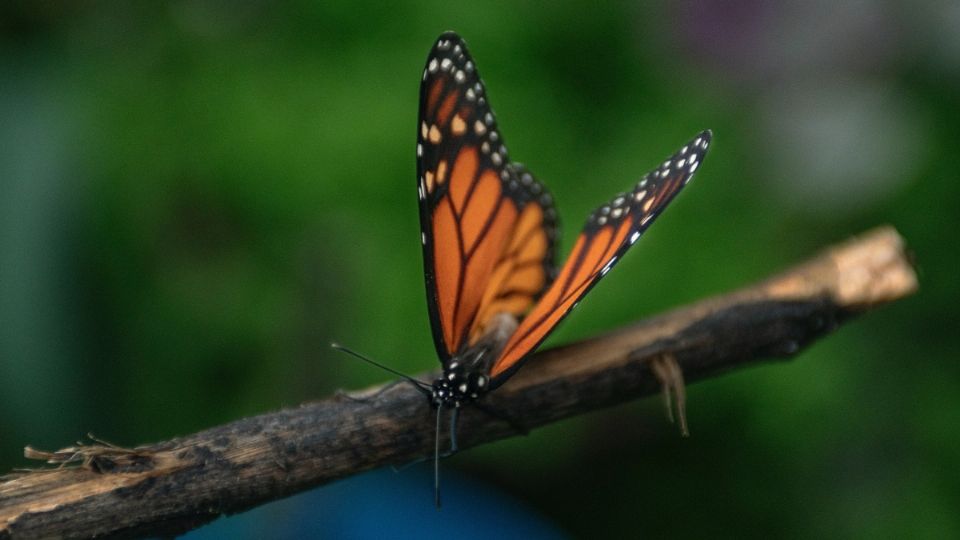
487, 130, 713, 384
418, 33, 558, 364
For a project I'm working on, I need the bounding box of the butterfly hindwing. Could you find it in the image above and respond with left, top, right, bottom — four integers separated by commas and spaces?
417, 33, 558, 364
467, 163, 559, 345
487, 130, 713, 384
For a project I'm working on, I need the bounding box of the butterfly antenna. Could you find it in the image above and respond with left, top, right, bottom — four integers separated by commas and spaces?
434, 403, 443, 509
329, 343, 432, 395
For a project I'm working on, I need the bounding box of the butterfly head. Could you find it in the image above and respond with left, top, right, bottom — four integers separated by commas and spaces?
430, 359, 491, 409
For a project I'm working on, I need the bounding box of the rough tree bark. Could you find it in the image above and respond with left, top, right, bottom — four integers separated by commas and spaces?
0, 226, 917, 539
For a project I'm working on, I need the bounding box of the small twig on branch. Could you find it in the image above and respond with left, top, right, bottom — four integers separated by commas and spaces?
0, 226, 917, 539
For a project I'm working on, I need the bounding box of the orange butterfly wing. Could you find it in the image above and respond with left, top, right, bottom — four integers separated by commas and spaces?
418, 33, 558, 363
488, 130, 713, 384
467, 164, 559, 345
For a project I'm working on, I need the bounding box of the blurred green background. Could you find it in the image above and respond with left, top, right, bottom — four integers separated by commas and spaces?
2, 1, 958, 537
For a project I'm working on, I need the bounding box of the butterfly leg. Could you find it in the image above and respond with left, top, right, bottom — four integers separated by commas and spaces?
391, 406, 461, 474
649, 353, 690, 437
434, 403, 443, 508
445, 407, 460, 456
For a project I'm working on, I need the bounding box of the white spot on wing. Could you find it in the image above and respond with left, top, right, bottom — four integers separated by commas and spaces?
600, 256, 617, 276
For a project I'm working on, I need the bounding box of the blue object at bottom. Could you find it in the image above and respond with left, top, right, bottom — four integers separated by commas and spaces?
184, 465, 567, 539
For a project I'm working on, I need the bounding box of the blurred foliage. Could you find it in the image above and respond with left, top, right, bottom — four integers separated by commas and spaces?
1, 0, 959, 537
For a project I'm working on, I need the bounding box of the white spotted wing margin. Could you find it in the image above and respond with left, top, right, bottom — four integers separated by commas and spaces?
487, 129, 713, 384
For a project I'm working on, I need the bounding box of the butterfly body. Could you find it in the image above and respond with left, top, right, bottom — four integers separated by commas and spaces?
428, 356, 489, 409
428, 311, 518, 408
411, 31, 710, 505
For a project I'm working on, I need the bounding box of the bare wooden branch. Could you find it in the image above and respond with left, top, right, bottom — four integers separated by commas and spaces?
0, 226, 917, 539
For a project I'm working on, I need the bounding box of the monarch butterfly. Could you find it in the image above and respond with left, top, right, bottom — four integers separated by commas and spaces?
339, 31, 711, 507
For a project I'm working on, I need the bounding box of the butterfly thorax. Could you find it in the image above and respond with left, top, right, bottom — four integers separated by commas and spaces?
430, 312, 517, 408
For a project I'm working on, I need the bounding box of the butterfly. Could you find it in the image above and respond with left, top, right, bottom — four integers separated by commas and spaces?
338, 31, 710, 507
417, 32, 710, 409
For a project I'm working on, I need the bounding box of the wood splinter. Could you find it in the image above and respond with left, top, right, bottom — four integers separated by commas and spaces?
648, 354, 689, 437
